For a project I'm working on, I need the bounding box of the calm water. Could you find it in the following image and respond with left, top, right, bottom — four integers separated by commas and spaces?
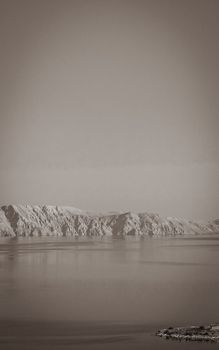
0, 235, 219, 349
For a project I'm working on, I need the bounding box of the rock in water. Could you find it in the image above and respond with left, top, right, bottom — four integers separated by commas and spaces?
156, 324, 219, 342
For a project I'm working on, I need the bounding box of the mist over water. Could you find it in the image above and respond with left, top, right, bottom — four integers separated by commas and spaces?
0, 235, 219, 349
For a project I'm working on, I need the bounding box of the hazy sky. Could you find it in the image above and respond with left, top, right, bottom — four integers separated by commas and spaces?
0, 0, 218, 219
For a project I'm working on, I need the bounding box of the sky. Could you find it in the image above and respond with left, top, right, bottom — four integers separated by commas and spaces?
0, 0, 218, 220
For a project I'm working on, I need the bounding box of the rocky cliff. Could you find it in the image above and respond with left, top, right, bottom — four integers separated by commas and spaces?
0, 205, 218, 237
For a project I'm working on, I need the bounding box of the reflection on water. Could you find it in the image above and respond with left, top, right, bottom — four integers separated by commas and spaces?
0, 235, 219, 349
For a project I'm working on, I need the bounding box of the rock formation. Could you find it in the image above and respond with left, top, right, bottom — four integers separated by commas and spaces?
156, 324, 219, 343
0, 205, 218, 237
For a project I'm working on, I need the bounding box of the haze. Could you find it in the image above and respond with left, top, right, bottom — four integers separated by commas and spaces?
0, 0, 218, 220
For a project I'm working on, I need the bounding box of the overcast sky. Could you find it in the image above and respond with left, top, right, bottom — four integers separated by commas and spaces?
0, 0, 218, 220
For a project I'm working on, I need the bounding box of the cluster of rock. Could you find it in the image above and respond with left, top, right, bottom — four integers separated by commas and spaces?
0, 205, 218, 238
156, 324, 219, 343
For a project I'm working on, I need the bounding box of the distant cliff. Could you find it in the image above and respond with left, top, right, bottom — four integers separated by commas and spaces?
0, 205, 218, 237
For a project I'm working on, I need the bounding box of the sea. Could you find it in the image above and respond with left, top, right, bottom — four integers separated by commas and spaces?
0, 234, 219, 349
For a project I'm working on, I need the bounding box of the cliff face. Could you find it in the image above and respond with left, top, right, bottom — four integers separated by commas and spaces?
0, 208, 14, 236
0, 205, 218, 238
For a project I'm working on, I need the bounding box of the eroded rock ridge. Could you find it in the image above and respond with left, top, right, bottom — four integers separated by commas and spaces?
0, 205, 218, 237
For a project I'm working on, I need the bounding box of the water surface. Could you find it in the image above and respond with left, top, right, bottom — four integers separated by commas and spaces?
0, 235, 219, 349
